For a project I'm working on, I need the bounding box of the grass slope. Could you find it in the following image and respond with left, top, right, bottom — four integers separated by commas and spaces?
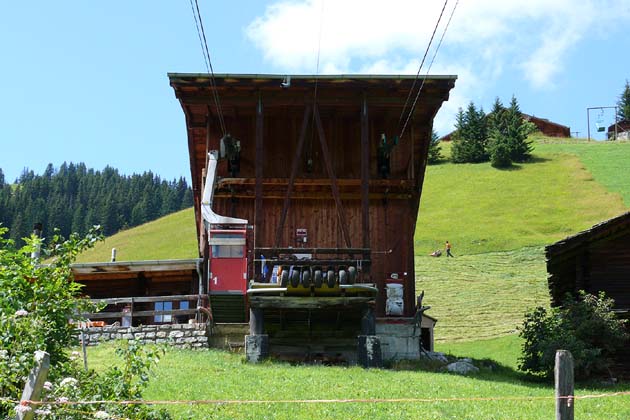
416, 247, 548, 343
86, 342, 630, 420
75, 208, 197, 263
416, 146, 627, 255
535, 138, 630, 206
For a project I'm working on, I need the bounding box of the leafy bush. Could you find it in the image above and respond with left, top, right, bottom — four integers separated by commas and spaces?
519, 291, 628, 379
34, 341, 172, 420
1, 226, 171, 418
0, 226, 102, 405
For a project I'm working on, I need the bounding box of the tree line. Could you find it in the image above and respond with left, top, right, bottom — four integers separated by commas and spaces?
0, 163, 192, 244
451, 96, 536, 168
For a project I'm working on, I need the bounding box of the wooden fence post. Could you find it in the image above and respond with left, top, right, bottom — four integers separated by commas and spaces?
16, 351, 50, 420
555, 350, 574, 420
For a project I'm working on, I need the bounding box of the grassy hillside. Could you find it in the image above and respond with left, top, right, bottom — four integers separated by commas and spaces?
75, 208, 197, 263
86, 341, 630, 420
417, 247, 548, 342
535, 138, 630, 206
416, 142, 628, 255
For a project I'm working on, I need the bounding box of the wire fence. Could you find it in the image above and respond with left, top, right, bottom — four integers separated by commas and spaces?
4, 390, 630, 407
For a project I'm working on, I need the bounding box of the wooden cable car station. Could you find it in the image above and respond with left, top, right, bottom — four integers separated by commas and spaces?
168, 73, 456, 364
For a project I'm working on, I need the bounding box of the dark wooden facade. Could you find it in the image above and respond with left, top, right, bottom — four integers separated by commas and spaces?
440, 112, 570, 141
608, 120, 630, 140
546, 212, 630, 310
522, 114, 570, 138
72, 259, 201, 325
546, 212, 630, 374
169, 74, 456, 317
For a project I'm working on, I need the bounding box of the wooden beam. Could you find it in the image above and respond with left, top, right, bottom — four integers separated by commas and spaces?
274, 105, 312, 247
313, 106, 352, 248
82, 309, 199, 319
361, 94, 370, 250
256, 247, 370, 255
90, 294, 207, 305
249, 296, 374, 309
214, 192, 413, 200
255, 94, 264, 248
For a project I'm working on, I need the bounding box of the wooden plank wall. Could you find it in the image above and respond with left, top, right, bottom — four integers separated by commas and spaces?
588, 234, 630, 308
172, 76, 455, 317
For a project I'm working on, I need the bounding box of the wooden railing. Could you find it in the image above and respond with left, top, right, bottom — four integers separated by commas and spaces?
82, 294, 209, 323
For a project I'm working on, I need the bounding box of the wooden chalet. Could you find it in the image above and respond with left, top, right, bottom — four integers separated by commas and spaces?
546, 212, 630, 310
522, 114, 570, 138
546, 212, 630, 374
168, 73, 457, 318
73, 259, 205, 326
608, 120, 630, 140
440, 112, 570, 141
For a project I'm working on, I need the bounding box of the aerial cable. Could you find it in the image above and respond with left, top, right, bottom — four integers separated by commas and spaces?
308, 0, 326, 171
399, 0, 458, 141
189, 0, 227, 137
397, 0, 450, 130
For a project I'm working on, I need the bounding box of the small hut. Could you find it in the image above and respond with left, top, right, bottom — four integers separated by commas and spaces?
546, 212, 630, 373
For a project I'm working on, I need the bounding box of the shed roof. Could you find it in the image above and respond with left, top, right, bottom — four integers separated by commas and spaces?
546, 212, 630, 259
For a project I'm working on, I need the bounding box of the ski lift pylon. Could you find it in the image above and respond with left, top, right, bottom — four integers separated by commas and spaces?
596, 109, 606, 132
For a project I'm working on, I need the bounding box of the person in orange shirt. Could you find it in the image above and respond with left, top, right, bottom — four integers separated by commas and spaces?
445, 240, 454, 257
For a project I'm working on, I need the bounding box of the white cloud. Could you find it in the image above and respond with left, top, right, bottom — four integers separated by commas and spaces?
245, 0, 630, 129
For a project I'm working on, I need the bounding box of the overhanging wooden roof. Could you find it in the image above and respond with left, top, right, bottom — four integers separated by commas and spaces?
71, 259, 200, 281
168, 73, 457, 243
546, 212, 630, 260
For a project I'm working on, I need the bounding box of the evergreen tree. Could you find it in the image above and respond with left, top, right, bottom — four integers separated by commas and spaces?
451, 102, 489, 163
505, 96, 533, 162
0, 163, 192, 245
617, 80, 630, 122
427, 129, 444, 164
487, 98, 512, 168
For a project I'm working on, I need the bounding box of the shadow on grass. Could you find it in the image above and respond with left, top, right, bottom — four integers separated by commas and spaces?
526, 155, 551, 164
387, 355, 630, 392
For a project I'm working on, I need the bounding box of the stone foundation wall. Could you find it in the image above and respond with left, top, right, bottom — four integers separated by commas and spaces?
79, 323, 210, 349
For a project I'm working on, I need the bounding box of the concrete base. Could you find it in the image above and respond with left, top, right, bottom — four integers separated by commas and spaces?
376, 316, 436, 361
245, 334, 269, 363
376, 321, 421, 361
357, 335, 382, 368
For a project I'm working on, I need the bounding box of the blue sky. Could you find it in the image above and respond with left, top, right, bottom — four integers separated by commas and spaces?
1, 0, 629, 183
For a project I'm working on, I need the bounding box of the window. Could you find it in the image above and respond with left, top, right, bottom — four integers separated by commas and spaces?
211, 245, 244, 258
154, 301, 172, 323
180, 301, 189, 310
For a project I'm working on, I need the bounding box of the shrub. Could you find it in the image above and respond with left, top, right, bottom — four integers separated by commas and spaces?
37, 341, 172, 420
519, 291, 628, 379
0, 226, 102, 408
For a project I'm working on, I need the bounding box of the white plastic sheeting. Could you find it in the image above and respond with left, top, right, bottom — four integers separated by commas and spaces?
201, 152, 248, 227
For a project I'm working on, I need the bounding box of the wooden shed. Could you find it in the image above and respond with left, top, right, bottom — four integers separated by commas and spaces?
546, 212, 630, 374
522, 114, 570, 138
546, 212, 630, 310
168, 74, 457, 318
72, 259, 204, 326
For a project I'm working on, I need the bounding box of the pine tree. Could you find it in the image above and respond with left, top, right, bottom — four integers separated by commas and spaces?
487, 98, 512, 168
617, 80, 630, 122
451, 102, 489, 163
427, 129, 443, 164
505, 96, 533, 162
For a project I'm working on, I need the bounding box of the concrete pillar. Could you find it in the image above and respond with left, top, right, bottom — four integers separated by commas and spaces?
357, 335, 382, 368
361, 306, 376, 335
249, 308, 264, 335
245, 334, 269, 363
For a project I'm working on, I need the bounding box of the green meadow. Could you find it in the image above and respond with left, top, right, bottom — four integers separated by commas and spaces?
78, 137, 630, 419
